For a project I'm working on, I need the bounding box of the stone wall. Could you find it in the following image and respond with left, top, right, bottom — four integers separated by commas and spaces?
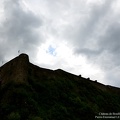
0, 53, 29, 85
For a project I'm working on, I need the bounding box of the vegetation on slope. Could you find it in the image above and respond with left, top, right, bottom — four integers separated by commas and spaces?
0, 60, 120, 120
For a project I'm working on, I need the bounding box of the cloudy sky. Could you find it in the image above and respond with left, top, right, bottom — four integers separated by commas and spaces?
0, 0, 120, 87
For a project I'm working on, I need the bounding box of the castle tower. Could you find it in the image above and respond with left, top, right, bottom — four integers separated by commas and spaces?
0, 53, 29, 86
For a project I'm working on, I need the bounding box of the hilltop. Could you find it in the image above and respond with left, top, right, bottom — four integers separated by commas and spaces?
0, 53, 120, 120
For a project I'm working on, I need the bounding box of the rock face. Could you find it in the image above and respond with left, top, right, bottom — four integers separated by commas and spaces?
0, 53, 29, 85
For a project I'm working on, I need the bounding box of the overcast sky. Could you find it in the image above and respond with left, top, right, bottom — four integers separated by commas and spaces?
0, 0, 120, 87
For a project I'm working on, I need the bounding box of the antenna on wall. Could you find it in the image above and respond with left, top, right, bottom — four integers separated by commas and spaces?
18, 50, 20, 54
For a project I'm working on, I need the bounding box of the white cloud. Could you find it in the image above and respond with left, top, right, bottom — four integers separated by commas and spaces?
0, 0, 43, 63
0, 0, 120, 87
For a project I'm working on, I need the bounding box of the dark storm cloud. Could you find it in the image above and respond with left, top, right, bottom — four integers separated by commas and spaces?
62, 0, 120, 86
0, 0, 42, 64
77, 0, 112, 43
68, 0, 119, 68
99, 22, 120, 55
97, 21, 120, 68
65, 0, 113, 50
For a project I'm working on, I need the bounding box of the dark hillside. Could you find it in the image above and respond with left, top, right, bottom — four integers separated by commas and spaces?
0, 53, 120, 120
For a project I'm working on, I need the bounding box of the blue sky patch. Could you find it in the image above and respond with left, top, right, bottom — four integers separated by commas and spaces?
47, 45, 56, 56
